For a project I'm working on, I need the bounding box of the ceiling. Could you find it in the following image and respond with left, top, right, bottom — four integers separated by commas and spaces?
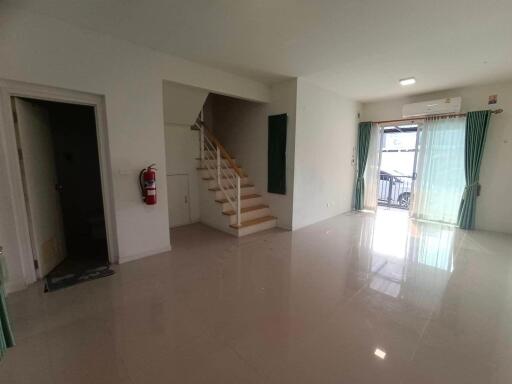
4, 0, 512, 101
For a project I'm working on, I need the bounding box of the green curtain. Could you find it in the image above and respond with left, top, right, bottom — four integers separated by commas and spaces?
0, 255, 15, 359
354, 122, 372, 210
457, 110, 491, 229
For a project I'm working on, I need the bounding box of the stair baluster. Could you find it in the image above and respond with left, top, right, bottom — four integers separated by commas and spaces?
197, 119, 242, 227
216, 147, 221, 187
236, 175, 241, 226
200, 125, 204, 167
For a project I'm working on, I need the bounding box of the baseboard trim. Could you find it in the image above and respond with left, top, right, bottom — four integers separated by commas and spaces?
291, 209, 352, 231
5, 280, 27, 295
119, 245, 172, 264
277, 223, 292, 231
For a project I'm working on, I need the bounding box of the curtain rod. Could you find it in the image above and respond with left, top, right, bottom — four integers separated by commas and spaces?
373, 109, 503, 125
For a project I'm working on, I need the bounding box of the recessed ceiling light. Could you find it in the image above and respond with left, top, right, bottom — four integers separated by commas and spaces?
399, 77, 416, 86
374, 348, 387, 359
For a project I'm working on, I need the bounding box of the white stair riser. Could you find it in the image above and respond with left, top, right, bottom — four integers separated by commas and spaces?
220, 196, 263, 211
207, 177, 250, 189
214, 186, 256, 200
198, 169, 240, 179
201, 149, 235, 160
237, 218, 277, 237
210, 179, 239, 192
198, 158, 238, 167
228, 207, 271, 225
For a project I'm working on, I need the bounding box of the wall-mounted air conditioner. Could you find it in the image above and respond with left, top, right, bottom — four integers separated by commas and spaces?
402, 97, 462, 118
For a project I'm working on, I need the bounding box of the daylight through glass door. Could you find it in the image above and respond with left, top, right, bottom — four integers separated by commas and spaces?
377, 123, 419, 210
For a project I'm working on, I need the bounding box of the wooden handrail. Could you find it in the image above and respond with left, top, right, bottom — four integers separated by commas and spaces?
198, 121, 244, 178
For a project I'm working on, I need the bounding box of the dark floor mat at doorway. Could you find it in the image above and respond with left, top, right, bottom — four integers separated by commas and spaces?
44, 264, 114, 292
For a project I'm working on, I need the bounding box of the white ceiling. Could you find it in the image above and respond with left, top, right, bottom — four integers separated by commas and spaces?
5, 0, 512, 101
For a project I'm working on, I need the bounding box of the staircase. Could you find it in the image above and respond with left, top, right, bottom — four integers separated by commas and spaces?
192, 119, 277, 237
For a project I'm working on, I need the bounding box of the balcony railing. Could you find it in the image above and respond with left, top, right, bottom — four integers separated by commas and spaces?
378, 173, 413, 209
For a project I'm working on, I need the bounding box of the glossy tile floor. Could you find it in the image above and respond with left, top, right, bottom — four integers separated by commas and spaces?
3, 208, 512, 383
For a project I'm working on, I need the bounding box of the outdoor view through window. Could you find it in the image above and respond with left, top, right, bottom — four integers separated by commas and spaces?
378, 125, 418, 209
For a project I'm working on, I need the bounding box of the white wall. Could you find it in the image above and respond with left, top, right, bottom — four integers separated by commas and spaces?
208, 78, 361, 231
362, 80, 512, 234
0, 8, 269, 292
207, 94, 268, 192
162, 82, 208, 227
292, 79, 360, 230
267, 80, 298, 230
0, 123, 25, 292
164, 124, 201, 224
163, 81, 209, 126
204, 79, 297, 229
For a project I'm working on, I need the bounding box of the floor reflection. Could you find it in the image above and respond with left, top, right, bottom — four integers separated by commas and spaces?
356, 208, 456, 306
3, 208, 512, 384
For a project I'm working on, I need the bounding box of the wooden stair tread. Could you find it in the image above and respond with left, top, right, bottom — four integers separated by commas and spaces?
197, 166, 235, 170
209, 184, 254, 191
222, 204, 269, 216
196, 157, 235, 161
202, 175, 246, 180
201, 149, 234, 157
230, 215, 276, 229
215, 194, 260, 204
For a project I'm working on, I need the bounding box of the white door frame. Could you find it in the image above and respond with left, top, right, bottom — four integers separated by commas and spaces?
376, 121, 420, 210
0, 79, 118, 286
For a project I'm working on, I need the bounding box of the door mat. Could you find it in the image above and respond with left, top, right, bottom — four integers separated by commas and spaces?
44, 264, 114, 292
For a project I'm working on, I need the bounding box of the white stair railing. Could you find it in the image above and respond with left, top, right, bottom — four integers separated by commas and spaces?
196, 120, 242, 227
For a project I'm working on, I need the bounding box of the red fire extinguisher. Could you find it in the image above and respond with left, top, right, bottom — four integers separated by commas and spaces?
139, 164, 157, 205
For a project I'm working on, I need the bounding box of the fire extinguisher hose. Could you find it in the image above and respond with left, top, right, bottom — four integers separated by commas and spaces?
139, 168, 146, 201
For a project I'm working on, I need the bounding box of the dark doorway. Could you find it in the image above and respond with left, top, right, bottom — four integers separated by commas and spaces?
48, 102, 108, 262
13, 98, 110, 290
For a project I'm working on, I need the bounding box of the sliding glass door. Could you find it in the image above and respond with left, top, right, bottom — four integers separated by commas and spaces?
410, 116, 466, 224
377, 123, 420, 210
372, 116, 466, 225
